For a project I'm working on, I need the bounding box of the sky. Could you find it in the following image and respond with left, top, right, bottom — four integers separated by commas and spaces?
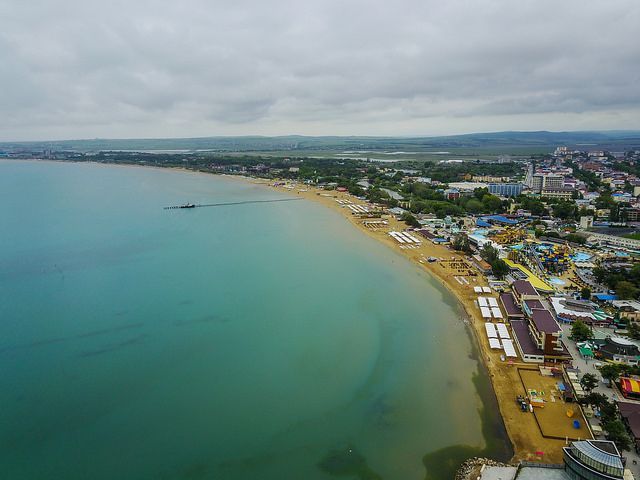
1, 0, 639, 141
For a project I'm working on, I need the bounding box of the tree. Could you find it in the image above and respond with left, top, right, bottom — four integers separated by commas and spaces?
603, 418, 632, 452
452, 233, 472, 254
580, 373, 599, 393
616, 281, 639, 300
491, 259, 510, 279
582, 392, 609, 409
480, 244, 499, 264
401, 212, 421, 228
580, 287, 591, 300
571, 320, 592, 342
628, 322, 640, 340
599, 363, 624, 385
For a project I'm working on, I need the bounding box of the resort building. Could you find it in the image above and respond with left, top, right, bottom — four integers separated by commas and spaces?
528, 308, 566, 358
598, 337, 640, 366
541, 187, 575, 199
618, 401, 640, 453
500, 292, 525, 320
585, 232, 640, 250
563, 440, 625, 479
487, 183, 524, 197
478, 440, 628, 479
511, 280, 540, 306
612, 300, 640, 323
550, 297, 598, 324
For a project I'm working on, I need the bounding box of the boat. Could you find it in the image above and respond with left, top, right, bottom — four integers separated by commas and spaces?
179, 203, 196, 209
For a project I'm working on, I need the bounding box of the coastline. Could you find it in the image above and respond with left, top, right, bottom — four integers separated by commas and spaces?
14, 159, 567, 464
263, 180, 569, 465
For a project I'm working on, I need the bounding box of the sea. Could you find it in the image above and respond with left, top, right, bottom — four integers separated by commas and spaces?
0, 160, 510, 480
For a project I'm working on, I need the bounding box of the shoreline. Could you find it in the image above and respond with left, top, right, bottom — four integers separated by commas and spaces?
12, 159, 567, 464
263, 181, 569, 465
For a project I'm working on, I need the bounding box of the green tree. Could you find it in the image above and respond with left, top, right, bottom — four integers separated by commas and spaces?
580, 373, 598, 393
582, 392, 609, 409
580, 287, 591, 300
480, 244, 499, 264
599, 363, 624, 385
571, 320, 592, 342
491, 259, 510, 279
452, 233, 472, 254
628, 322, 640, 340
616, 281, 639, 300
401, 212, 421, 228
603, 418, 632, 452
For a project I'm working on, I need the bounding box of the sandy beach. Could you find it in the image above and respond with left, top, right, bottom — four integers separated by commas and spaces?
265, 180, 570, 464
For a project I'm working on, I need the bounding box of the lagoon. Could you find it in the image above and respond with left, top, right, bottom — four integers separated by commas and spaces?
0, 161, 508, 479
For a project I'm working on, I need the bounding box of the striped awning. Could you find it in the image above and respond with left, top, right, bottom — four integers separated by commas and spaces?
621, 377, 640, 394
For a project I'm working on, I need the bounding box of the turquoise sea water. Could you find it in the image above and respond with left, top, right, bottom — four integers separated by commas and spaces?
0, 161, 508, 479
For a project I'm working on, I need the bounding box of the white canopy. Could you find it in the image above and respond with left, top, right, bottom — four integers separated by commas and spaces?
485, 322, 498, 338
489, 338, 502, 349
481, 306, 492, 319
502, 339, 517, 358
491, 307, 504, 319
496, 323, 510, 339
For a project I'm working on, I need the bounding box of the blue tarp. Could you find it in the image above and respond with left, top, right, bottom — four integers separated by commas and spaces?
593, 293, 618, 301
480, 215, 518, 225
476, 219, 492, 227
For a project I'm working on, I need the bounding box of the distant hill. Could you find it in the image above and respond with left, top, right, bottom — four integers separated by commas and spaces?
2, 130, 639, 153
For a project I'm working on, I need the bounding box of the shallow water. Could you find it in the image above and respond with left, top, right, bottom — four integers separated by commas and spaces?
0, 161, 509, 479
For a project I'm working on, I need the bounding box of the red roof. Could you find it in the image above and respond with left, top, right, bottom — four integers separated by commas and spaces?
500, 293, 523, 317
531, 309, 561, 334
512, 280, 537, 297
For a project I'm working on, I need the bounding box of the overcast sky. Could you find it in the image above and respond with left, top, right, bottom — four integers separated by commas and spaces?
1, 0, 639, 140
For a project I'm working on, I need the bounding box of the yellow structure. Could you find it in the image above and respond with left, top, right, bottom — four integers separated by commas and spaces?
503, 259, 554, 292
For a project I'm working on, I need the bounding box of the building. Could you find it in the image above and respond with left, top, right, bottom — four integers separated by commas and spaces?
612, 300, 640, 322
580, 216, 594, 229
472, 175, 511, 183
500, 292, 525, 320
585, 232, 640, 250
541, 187, 574, 200
563, 440, 625, 479
488, 183, 524, 197
550, 297, 598, 324
528, 308, 566, 357
511, 280, 539, 305
479, 441, 628, 480
598, 337, 640, 365
525, 166, 565, 193
618, 401, 640, 453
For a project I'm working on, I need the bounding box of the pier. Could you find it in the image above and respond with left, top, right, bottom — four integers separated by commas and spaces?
164, 198, 303, 210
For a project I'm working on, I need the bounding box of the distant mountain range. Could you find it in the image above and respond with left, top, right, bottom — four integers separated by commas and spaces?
2, 130, 640, 153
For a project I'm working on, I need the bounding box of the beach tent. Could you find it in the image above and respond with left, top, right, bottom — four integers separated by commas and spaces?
496, 323, 510, 340
485, 322, 498, 338
502, 339, 517, 358
578, 346, 594, 358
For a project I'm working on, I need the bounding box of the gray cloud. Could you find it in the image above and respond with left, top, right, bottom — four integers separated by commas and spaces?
1, 0, 639, 140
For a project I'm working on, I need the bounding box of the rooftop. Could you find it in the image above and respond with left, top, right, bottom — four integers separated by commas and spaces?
500, 293, 523, 317
512, 279, 538, 297
531, 309, 561, 334
511, 320, 544, 356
